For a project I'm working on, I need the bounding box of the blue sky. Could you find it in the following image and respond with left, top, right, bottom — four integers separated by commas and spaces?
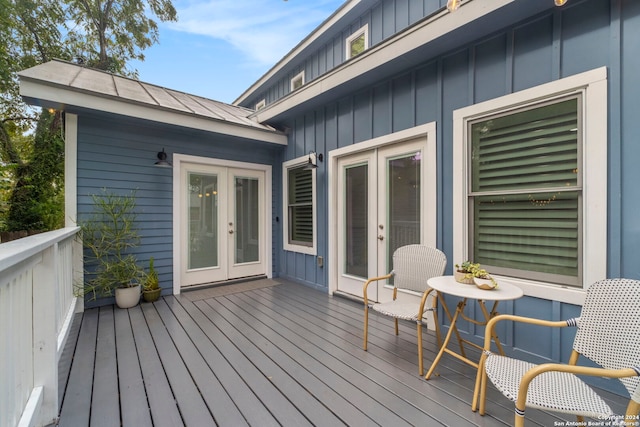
131, 0, 346, 104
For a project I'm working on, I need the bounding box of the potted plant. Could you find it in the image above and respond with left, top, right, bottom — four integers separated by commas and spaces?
470, 266, 498, 290
454, 261, 479, 284
143, 257, 161, 302
80, 189, 144, 308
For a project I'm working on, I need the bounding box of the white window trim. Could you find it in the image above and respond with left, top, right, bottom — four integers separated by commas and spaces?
453, 67, 608, 306
283, 155, 317, 255
255, 99, 266, 111
345, 24, 369, 60
290, 71, 305, 92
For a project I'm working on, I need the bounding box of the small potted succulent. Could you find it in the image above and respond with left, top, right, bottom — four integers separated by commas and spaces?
454, 261, 480, 284
470, 266, 498, 290
142, 257, 161, 302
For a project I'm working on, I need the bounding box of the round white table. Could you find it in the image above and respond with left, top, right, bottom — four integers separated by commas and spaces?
424, 275, 523, 380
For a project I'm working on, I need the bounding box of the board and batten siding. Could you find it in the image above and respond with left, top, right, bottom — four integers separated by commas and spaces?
75, 112, 285, 307
277, 0, 638, 396
246, 0, 446, 110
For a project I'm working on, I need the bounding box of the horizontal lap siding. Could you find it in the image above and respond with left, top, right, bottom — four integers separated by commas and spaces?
76, 112, 284, 307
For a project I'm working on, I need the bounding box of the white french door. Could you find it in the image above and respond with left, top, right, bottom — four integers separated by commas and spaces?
336, 138, 428, 301
179, 163, 266, 287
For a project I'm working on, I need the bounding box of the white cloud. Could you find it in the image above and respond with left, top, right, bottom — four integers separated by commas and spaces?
166, 0, 345, 66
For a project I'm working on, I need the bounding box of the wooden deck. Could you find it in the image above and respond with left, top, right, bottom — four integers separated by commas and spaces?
54, 279, 627, 426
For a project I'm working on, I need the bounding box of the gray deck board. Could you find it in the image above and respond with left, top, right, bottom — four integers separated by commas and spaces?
90, 307, 119, 427
128, 306, 184, 427
114, 307, 153, 427
140, 302, 216, 426
58, 309, 97, 427
55, 279, 630, 427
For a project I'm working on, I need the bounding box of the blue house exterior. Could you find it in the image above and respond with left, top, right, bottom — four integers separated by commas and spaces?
19, 0, 639, 396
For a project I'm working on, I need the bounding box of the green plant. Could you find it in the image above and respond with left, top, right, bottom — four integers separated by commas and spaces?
143, 257, 159, 291
455, 261, 480, 278
80, 189, 144, 301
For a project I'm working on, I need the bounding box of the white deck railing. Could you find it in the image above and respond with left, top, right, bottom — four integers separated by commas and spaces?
0, 227, 82, 427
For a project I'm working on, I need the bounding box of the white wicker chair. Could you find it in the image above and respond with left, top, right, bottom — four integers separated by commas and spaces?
473, 278, 640, 427
362, 245, 447, 376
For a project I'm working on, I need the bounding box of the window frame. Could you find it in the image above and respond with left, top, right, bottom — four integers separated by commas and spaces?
345, 24, 369, 60
283, 155, 317, 255
290, 71, 305, 92
452, 67, 607, 305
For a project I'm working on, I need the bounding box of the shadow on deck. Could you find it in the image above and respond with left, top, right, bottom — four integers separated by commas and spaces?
54, 279, 627, 426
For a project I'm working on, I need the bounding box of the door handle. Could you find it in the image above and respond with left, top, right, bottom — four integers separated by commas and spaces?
377, 235, 384, 241
229, 229, 234, 234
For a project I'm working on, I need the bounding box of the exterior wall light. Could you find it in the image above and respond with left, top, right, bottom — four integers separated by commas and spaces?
304, 151, 323, 170
155, 148, 172, 167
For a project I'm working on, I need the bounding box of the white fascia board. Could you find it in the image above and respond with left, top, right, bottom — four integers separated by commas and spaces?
20, 79, 287, 146
252, 0, 515, 123
233, 0, 363, 105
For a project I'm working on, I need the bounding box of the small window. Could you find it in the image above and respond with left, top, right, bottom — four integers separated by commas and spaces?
283, 156, 316, 255
290, 71, 305, 92
346, 24, 369, 59
255, 99, 266, 111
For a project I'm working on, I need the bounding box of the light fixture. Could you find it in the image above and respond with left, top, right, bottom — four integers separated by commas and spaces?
155, 148, 172, 167
554, 0, 568, 5
447, 0, 461, 12
304, 151, 323, 170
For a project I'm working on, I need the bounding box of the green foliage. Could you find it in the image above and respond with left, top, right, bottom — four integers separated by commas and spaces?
0, 0, 177, 233
66, 0, 177, 76
4, 109, 64, 231
80, 189, 144, 301
143, 256, 160, 291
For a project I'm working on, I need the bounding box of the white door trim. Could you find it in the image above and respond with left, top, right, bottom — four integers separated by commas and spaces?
172, 153, 272, 295
328, 122, 437, 296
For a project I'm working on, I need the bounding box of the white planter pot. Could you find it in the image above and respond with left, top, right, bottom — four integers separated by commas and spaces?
115, 284, 141, 308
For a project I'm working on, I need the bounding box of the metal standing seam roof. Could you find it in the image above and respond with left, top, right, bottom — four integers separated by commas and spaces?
18, 59, 279, 134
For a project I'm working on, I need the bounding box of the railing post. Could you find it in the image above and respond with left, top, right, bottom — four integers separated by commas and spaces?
31, 245, 59, 426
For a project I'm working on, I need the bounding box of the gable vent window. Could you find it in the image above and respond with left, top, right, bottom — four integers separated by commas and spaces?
346, 24, 369, 59
290, 71, 305, 92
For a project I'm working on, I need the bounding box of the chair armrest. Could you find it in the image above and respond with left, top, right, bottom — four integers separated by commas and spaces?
483, 314, 576, 350
417, 287, 437, 320
517, 364, 640, 414
363, 273, 392, 305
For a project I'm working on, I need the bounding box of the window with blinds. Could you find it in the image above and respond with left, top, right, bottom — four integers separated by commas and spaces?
469, 96, 582, 286
288, 166, 313, 246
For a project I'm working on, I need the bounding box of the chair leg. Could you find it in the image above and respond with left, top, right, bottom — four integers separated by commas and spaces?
394, 318, 399, 335
363, 306, 369, 351
417, 322, 424, 376
472, 352, 488, 412
431, 295, 442, 347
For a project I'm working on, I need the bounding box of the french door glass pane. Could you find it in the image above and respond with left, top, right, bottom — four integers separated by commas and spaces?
188, 172, 218, 269
387, 153, 421, 271
235, 177, 259, 264
345, 164, 368, 278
